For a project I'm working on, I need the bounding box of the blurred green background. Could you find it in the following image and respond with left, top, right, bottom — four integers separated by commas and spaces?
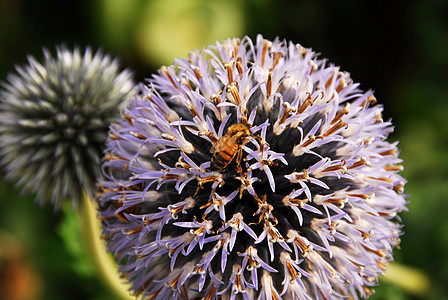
0, 0, 447, 299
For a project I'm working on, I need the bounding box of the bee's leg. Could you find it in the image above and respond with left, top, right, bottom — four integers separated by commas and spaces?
235, 147, 243, 174
193, 186, 200, 196
193, 181, 202, 196
253, 134, 269, 147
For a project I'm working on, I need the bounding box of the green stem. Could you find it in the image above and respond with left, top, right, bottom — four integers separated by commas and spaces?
382, 262, 430, 295
80, 193, 133, 300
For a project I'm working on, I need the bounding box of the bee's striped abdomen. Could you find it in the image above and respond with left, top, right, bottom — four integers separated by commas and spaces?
211, 143, 238, 170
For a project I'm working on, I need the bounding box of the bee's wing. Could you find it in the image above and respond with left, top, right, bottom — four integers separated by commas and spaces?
209, 144, 217, 153
210, 138, 223, 153
210, 134, 238, 154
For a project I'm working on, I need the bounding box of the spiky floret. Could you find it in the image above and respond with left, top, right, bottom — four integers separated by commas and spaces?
0, 46, 134, 208
97, 35, 407, 299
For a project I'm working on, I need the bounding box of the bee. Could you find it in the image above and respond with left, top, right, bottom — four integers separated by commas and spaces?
210, 123, 256, 172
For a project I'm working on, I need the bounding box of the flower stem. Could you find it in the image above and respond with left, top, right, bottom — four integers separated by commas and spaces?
383, 262, 430, 295
80, 193, 133, 300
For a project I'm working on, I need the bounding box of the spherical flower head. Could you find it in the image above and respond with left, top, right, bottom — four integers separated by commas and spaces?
97, 35, 407, 299
0, 46, 134, 208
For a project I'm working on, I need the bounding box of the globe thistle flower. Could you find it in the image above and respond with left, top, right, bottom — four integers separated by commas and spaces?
0, 46, 134, 208
97, 35, 407, 299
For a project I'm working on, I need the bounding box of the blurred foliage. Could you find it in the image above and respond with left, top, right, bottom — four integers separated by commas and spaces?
1, 0, 448, 299
94, 0, 244, 66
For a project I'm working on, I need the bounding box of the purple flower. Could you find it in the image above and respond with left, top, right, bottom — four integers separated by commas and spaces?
97, 35, 407, 299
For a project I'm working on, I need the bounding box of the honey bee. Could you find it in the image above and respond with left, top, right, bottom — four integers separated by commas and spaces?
210, 123, 255, 171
